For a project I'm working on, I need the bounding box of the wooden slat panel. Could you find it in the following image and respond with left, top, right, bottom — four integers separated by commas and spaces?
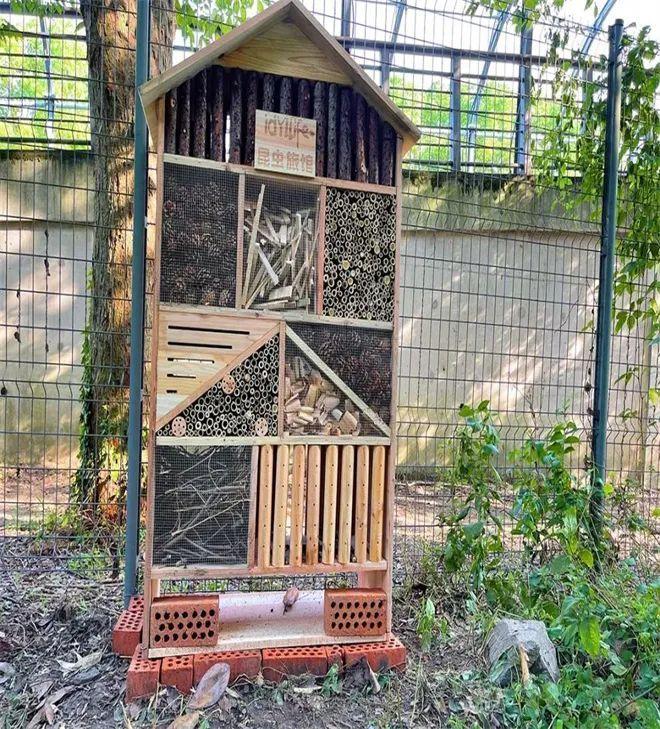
272, 445, 290, 568
322, 445, 339, 565
257, 444, 274, 568
369, 445, 386, 561
354, 445, 370, 564
338, 445, 355, 564
290, 445, 306, 566
305, 445, 321, 565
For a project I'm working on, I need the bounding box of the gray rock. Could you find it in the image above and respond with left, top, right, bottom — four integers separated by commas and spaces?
486, 618, 559, 686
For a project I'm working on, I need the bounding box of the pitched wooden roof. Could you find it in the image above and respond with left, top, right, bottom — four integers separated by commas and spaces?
139, 0, 420, 154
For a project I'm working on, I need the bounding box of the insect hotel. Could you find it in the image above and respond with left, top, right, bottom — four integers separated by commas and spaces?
132, 0, 420, 679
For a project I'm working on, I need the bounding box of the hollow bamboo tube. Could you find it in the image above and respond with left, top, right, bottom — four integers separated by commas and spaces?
354, 445, 370, 563
305, 445, 321, 565
322, 445, 339, 564
257, 444, 274, 567
338, 445, 355, 564
369, 445, 386, 561
290, 445, 306, 566
272, 444, 289, 568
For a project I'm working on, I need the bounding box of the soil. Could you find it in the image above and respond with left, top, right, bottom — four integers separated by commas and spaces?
0, 541, 502, 729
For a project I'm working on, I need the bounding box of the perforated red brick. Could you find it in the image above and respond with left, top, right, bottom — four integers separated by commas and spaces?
150, 595, 219, 649
161, 655, 193, 694
193, 650, 262, 685
262, 646, 328, 683
343, 635, 406, 673
128, 595, 144, 614
324, 589, 387, 636
112, 609, 143, 657
126, 645, 161, 702
325, 645, 343, 669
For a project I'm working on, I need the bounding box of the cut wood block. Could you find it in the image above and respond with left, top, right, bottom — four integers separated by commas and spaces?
338, 446, 355, 564
272, 444, 290, 568
322, 445, 339, 565
258, 444, 274, 567
354, 445, 370, 564
369, 446, 386, 561
290, 445, 306, 566
306, 445, 322, 565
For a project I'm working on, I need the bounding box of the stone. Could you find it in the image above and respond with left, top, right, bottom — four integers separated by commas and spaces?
486, 619, 559, 686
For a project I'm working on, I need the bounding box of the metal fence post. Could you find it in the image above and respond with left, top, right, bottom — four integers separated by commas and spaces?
450, 54, 461, 172
590, 19, 623, 545
123, 0, 151, 607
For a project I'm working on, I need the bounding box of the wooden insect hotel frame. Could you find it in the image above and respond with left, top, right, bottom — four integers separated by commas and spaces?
138, 0, 419, 660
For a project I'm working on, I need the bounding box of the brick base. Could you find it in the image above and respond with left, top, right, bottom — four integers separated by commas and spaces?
161, 655, 194, 694
262, 646, 328, 684
343, 635, 407, 673
126, 646, 161, 702
112, 610, 143, 658
194, 650, 262, 685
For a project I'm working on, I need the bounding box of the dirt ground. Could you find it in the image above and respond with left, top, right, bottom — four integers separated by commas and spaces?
0, 540, 504, 729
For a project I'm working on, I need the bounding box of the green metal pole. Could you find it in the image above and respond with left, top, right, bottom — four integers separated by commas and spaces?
124, 0, 150, 607
590, 19, 623, 545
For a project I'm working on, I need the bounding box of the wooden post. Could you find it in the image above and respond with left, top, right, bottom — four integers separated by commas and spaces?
338, 445, 355, 564
327, 83, 338, 178
290, 445, 306, 566
191, 69, 207, 158
297, 78, 311, 117
244, 71, 258, 166
313, 81, 327, 177
306, 445, 321, 565
257, 444, 274, 567
338, 87, 352, 180
369, 445, 386, 561
208, 66, 225, 162
322, 445, 339, 564
367, 108, 380, 184
262, 73, 276, 111
229, 68, 243, 164
176, 79, 191, 156
354, 445, 370, 563
380, 122, 395, 186
279, 76, 293, 115
272, 444, 289, 568
164, 89, 177, 154
354, 94, 368, 183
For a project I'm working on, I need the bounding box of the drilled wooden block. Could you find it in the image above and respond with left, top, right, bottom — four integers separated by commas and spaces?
324, 589, 387, 636
150, 595, 219, 649
262, 646, 328, 683
343, 635, 406, 673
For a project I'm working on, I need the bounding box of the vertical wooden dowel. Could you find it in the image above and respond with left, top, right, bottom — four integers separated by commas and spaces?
369, 445, 386, 561
338, 445, 355, 564
164, 89, 177, 154
262, 73, 276, 111
322, 445, 339, 565
305, 445, 321, 565
380, 121, 395, 186
313, 81, 327, 177
244, 70, 258, 165
257, 444, 274, 568
209, 66, 225, 162
191, 68, 207, 158
354, 94, 368, 182
176, 79, 191, 156
316, 186, 326, 315
272, 444, 289, 568
326, 83, 338, 178
338, 87, 352, 180
290, 445, 306, 566
355, 445, 370, 563
247, 445, 259, 567
279, 76, 293, 115
229, 68, 243, 164
368, 108, 380, 184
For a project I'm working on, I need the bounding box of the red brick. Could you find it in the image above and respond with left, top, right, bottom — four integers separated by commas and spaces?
343, 635, 407, 673
161, 655, 193, 694
325, 645, 343, 670
112, 609, 143, 657
193, 650, 261, 685
150, 594, 219, 649
262, 646, 327, 683
126, 646, 161, 702
324, 589, 387, 637
128, 595, 144, 614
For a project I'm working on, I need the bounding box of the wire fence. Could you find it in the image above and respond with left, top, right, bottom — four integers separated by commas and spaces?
0, 0, 657, 580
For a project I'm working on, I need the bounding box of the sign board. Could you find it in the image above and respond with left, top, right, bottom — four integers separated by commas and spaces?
254, 110, 316, 178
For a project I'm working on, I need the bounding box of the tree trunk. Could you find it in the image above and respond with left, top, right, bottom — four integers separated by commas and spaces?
76, 0, 174, 507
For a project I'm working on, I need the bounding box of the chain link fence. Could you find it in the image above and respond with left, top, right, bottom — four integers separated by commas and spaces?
1, 0, 657, 581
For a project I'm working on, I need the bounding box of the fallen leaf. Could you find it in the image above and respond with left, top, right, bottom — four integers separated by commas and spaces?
292, 685, 322, 695
25, 686, 75, 729
57, 650, 103, 675
283, 586, 300, 614
167, 711, 201, 729
30, 679, 54, 701
71, 666, 101, 685
367, 662, 381, 694
44, 702, 56, 725
188, 662, 230, 710
0, 662, 15, 685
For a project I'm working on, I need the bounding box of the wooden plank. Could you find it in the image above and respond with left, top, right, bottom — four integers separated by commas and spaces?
156, 435, 391, 446
176, 79, 191, 156
338, 87, 352, 180
313, 81, 327, 176
322, 444, 339, 564
305, 444, 321, 565
242, 183, 265, 306
354, 93, 368, 182
247, 445, 259, 567
368, 107, 380, 184
338, 445, 355, 564
191, 68, 207, 158
369, 445, 386, 562
354, 445, 370, 564
272, 444, 290, 568
244, 70, 259, 166
229, 68, 243, 164
326, 83, 338, 178
164, 89, 177, 154
380, 121, 395, 187
290, 444, 306, 566
285, 326, 391, 436
257, 444, 274, 567
209, 65, 225, 162
316, 185, 326, 315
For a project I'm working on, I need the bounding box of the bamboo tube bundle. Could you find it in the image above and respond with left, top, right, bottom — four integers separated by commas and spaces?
242, 185, 318, 311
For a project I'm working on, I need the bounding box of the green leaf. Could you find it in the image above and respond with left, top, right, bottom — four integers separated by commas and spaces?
549, 554, 572, 574
578, 617, 601, 657
463, 521, 485, 539
578, 547, 594, 568
458, 404, 473, 417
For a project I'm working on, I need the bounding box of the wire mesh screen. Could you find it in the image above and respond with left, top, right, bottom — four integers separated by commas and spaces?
153, 444, 252, 567
161, 160, 239, 307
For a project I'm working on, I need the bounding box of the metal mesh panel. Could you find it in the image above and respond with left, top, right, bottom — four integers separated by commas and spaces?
158, 335, 279, 437
241, 176, 319, 311
153, 445, 252, 567
161, 161, 239, 307
323, 187, 396, 321
290, 322, 392, 423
